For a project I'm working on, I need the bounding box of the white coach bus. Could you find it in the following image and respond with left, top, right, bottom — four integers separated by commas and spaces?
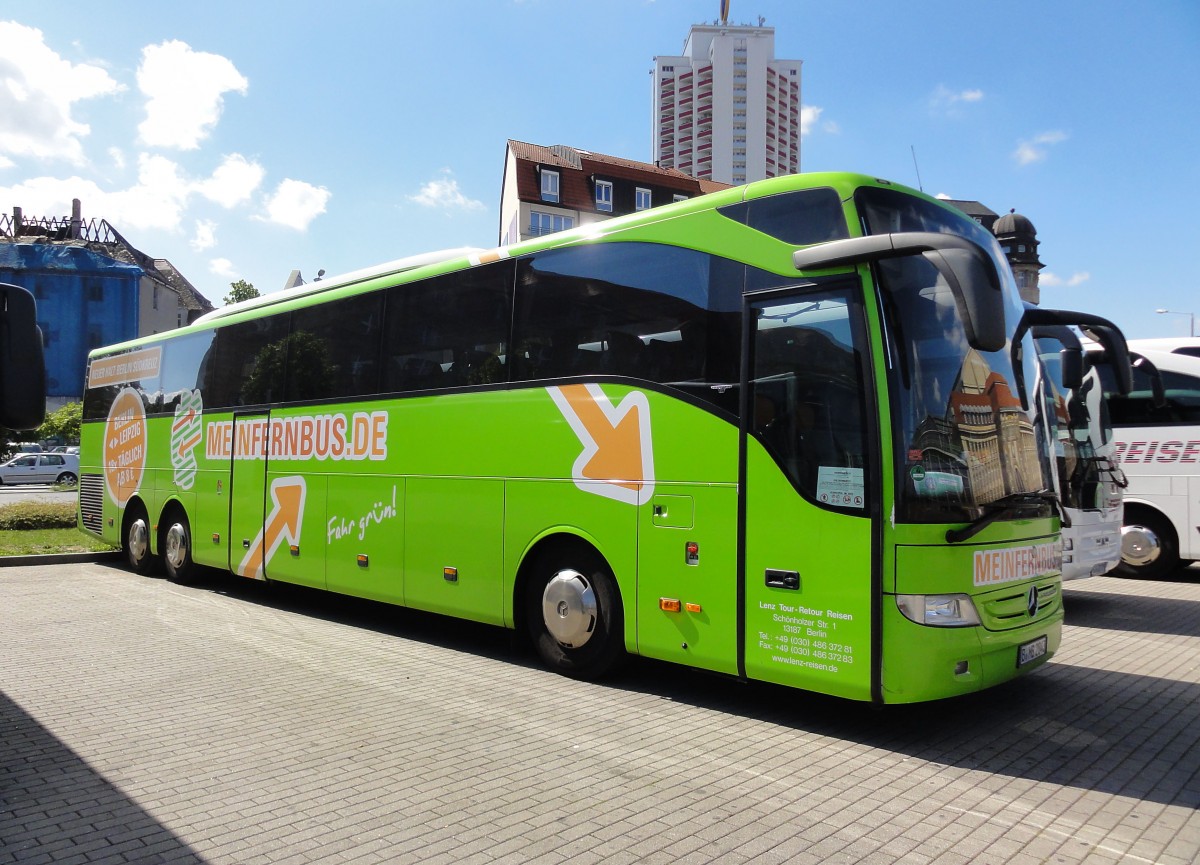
1035, 326, 1127, 579
1088, 338, 1200, 578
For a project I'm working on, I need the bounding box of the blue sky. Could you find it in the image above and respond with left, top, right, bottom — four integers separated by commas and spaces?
1, 1, 1197, 337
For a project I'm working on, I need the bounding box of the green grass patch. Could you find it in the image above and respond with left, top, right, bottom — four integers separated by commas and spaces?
0, 502, 117, 556
0, 527, 117, 556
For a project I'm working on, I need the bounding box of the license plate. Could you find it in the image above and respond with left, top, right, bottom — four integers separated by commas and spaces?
1017, 635, 1048, 667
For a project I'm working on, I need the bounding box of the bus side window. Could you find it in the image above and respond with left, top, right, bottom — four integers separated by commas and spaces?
202, 315, 291, 408
512, 242, 742, 409
288, 290, 384, 401
1100, 360, 1200, 426
380, 260, 512, 393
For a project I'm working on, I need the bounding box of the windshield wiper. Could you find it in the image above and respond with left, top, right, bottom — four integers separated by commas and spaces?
945, 490, 1064, 544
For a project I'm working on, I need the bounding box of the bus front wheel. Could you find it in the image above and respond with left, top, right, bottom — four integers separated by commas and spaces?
525, 548, 625, 680
124, 504, 157, 576
162, 510, 196, 584
1117, 507, 1179, 579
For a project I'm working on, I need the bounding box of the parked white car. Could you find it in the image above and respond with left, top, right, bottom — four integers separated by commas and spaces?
0, 452, 79, 486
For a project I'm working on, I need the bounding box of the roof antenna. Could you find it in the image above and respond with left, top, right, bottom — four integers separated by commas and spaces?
910, 145, 924, 192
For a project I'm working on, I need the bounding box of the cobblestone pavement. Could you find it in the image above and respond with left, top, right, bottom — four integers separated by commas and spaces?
1, 562, 1197, 865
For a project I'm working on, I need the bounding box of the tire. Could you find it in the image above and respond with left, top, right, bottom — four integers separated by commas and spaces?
55, 472, 78, 487
123, 504, 157, 576
1116, 507, 1180, 579
161, 510, 197, 584
524, 546, 625, 680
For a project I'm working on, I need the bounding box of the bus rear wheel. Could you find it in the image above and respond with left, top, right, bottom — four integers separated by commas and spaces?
1116, 507, 1179, 579
162, 510, 196, 584
525, 548, 625, 680
124, 504, 157, 576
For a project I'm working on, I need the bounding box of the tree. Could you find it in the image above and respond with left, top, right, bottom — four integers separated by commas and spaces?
224, 279, 259, 305
37, 401, 82, 445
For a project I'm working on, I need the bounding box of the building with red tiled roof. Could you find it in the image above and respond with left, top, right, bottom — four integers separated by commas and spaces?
499, 140, 730, 246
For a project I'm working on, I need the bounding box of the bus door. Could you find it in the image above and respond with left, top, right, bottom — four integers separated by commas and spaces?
228, 411, 271, 580
739, 282, 879, 702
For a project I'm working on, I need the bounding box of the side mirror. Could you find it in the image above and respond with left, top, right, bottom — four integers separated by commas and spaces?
1017, 308, 1133, 397
1031, 322, 1084, 390
1131, 355, 1167, 408
0, 283, 46, 431
792, 231, 1006, 352
1060, 347, 1084, 391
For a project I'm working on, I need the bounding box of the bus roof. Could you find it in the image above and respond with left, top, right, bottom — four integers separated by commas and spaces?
90, 171, 956, 358
191, 246, 488, 326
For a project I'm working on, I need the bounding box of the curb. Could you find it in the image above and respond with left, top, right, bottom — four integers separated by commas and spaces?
0, 550, 123, 568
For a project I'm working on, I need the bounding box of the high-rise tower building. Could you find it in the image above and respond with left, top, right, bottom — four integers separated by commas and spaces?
652, 16, 801, 185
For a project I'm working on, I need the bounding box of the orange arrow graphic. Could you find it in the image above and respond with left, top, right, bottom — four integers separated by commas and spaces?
237, 476, 307, 579
548, 384, 654, 506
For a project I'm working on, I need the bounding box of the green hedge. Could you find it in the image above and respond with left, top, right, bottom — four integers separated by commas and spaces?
0, 502, 77, 530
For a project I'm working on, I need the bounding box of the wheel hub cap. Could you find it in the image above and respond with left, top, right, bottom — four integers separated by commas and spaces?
542, 569, 597, 648
1120, 524, 1161, 566
128, 519, 148, 560
165, 523, 188, 569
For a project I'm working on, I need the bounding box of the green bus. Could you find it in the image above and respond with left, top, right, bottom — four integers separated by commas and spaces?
79, 172, 1069, 704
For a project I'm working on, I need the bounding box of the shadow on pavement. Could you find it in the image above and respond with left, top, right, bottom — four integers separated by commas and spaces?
127, 562, 1200, 813
0, 691, 204, 863
1063, 584, 1200, 637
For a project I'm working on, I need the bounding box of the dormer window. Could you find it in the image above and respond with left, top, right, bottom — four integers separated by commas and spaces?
595, 180, 613, 213
540, 169, 560, 203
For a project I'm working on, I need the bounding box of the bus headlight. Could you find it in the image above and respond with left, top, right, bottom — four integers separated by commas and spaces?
896, 594, 981, 627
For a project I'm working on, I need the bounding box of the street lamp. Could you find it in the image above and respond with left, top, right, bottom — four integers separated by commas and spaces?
1156, 308, 1196, 337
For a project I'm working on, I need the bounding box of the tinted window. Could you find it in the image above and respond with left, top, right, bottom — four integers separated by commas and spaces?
1097, 358, 1200, 426
858, 185, 1051, 523
201, 314, 291, 408
288, 290, 385, 401
718, 188, 848, 246
159, 330, 215, 414
380, 260, 513, 391
750, 282, 870, 508
512, 242, 742, 412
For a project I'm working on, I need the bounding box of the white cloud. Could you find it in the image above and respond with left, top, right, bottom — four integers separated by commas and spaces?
209, 258, 237, 278
1039, 271, 1090, 288
261, 178, 330, 230
0, 151, 277, 232
796, 106, 839, 137
0, 21, 125, 164
194, 153, 264, 207
1013, 130, 1069, 166
0, 154, 189, 230
107, 147, 126, 170
191, 219, 217, 251
935, 193, 953, 200
409, 170, 484, 212
137, 40, 247, 150
930, 85, 984, 113
800, 105, 820, 137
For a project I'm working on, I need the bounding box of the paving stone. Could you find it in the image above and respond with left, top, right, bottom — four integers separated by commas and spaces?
1, 565, 1197, 863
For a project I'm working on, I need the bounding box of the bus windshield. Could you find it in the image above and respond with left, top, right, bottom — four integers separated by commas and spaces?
856, 187, 1054, 523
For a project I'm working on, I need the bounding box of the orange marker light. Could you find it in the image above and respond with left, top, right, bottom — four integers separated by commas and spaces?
660, 598, 682, 613
685, 602, 702, 613
357, 554, 369, 567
